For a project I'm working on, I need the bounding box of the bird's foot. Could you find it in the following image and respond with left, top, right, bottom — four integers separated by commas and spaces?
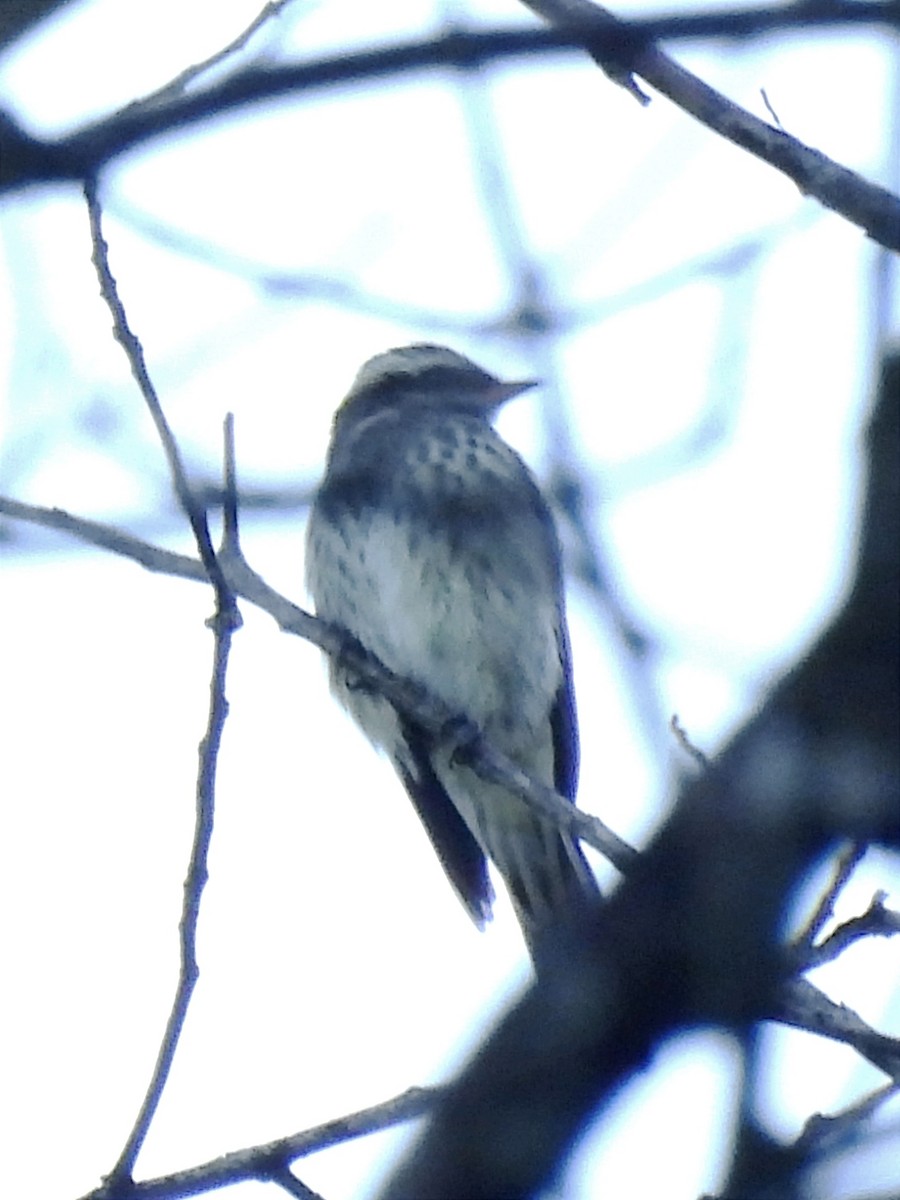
441, 713, 483, 767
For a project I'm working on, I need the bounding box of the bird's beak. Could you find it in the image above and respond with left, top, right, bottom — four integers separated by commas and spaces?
488, 378, 539, 410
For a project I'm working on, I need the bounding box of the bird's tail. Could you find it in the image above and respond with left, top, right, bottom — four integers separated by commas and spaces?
491, 810, 600, 971
432, 752, 600, 971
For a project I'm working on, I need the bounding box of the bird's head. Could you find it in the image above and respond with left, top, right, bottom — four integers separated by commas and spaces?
334, 344, 537, 433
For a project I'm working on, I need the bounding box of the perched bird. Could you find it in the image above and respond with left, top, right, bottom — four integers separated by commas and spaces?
306, 344, 598, 966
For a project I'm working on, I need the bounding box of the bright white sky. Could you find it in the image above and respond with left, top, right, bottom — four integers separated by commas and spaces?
0, 2, 899, 1198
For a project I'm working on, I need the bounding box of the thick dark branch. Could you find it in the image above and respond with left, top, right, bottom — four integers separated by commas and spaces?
520, 0, 900, 249
2, 9, 899, 251
0, 0, 70, 50
374, 353, 900, 1199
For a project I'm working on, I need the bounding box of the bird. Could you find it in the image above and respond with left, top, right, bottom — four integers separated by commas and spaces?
305, 344, 598, 967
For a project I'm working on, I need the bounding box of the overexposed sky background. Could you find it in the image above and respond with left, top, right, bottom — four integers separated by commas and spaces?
1, 1, 899, 1198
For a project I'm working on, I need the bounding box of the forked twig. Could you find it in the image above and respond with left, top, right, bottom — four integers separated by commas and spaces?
85, 187, 242, 1190
79, 1086, 440, 1200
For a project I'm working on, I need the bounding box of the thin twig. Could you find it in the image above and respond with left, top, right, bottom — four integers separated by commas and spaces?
760, 87, 784, 131
269, 1167, 326, 1200
792, 841, 868, 953
222, 412, 240, 553
799, 891, 900, 971
0, 495, 207, 580
121, 0, 295, 116
104, 554, 239, 1188
102, 437, 241, 1194
84, 177, 229, 604
83, 195, 243, 1186
670, 713, 709, 768
795, 1080, 900, 1158
79, 1086, 440, 1200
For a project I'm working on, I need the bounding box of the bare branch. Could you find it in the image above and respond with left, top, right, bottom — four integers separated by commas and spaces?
218, 548, 640, 875
103, 541, 240, 1188
80, 196, 243, 1186
0, 496, 207, 580
799, 891, 900, 971
84, 178, 239, 618
774, 978, 900, 1082
792, 841, 868, 954
795, 1080, 900, 1159
221, 413, 240, 555
80, 1086, 440, 1200
269, 1167, 326, 1200
519, 0, 900, 250
121, 0, 296, 117
0, 490, 637, 873
2, 12, 898, 248
670, 713, 709, 769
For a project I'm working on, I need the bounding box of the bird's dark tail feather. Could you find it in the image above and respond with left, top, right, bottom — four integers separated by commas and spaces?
497, 822, 601, 974
429, 751, 601, 973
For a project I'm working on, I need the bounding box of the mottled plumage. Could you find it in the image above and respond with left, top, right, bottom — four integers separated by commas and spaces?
306, 344, 597, 963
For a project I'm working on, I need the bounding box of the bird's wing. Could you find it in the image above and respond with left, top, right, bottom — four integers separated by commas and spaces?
551, 615, 580, 803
